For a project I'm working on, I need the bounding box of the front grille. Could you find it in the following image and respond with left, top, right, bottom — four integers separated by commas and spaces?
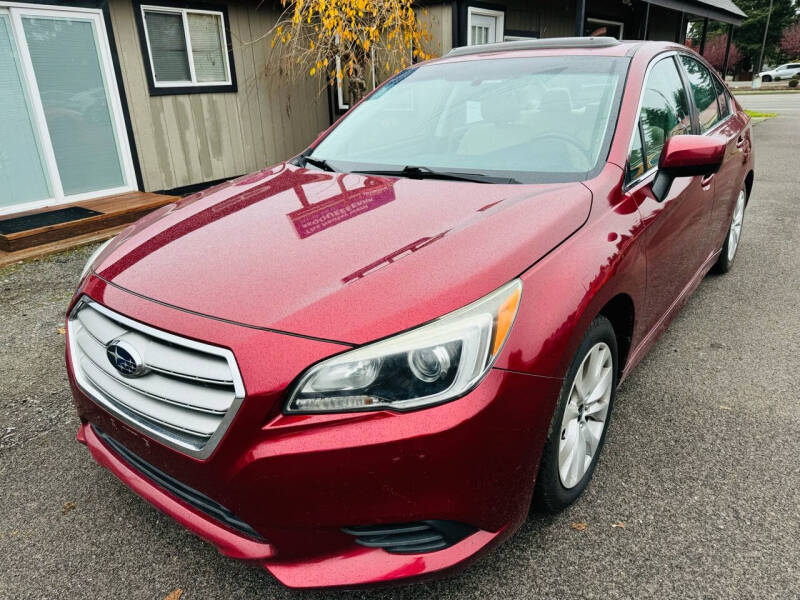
342, 521, 477, 554
92, 425, 263, 540
68, 298, 245, 459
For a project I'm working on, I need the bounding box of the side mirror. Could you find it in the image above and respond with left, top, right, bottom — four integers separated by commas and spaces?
651, 135, 726, 202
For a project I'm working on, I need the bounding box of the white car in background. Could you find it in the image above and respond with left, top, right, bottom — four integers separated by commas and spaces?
758, 62, 800, 81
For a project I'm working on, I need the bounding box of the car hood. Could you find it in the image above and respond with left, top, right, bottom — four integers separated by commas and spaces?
94, 164, 591, 344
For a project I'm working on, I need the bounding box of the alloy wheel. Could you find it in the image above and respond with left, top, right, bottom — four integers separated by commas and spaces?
558, 342, 613, 489
727, 190, 746, 262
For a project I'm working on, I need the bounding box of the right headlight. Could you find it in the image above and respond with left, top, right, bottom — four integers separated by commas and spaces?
285, 279, 522, 414
78, 236, 115, 283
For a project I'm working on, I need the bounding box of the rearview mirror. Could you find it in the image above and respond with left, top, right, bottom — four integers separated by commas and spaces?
651, 135, 726, 202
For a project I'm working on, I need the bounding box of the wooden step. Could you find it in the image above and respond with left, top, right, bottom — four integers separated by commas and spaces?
0, 191, 178, 252
0, 224, 129, 269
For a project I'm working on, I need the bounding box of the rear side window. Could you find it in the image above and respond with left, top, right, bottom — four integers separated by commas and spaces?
680, 55, 721, 132
637, 56, 692, 171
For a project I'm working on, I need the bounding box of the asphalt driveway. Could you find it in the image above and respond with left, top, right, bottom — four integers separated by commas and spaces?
1, 94, 799, 599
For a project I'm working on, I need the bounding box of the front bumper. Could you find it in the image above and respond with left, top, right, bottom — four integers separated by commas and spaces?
68, 279, 561, 588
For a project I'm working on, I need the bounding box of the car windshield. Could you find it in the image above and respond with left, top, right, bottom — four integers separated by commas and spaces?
307, 55, 628, 184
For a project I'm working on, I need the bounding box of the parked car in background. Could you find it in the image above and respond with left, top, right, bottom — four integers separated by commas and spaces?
66, 37, 754, 589
758, 62, 800, 81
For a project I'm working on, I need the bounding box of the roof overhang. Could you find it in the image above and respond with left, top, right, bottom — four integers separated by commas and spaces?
642, 0, 746, 25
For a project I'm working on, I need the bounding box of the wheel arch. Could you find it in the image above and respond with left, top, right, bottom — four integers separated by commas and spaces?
744, 170, 754, 205
597, 293, 635, 379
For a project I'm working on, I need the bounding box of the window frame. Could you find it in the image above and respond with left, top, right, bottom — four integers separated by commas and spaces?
134, 0, 236, 96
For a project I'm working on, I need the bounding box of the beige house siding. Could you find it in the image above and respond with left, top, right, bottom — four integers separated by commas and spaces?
108, 0, 329, 192
418, 2, 453, 56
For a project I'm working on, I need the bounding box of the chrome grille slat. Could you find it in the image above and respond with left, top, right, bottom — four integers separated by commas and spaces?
121, 330, 233, 384
81, 359, 220, 438
75, 330, 233, 414
76, 306, 127, 343
67, 298, 246, 459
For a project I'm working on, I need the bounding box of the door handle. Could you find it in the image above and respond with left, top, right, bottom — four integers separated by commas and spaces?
701, 173, 714, 187
736, 135, 746, 149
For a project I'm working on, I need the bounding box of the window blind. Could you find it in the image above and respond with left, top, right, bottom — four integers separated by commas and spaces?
22, 16, 125, 196
187, 13, 226, 83
0, 13, 52, 206
144, 11, 191, 82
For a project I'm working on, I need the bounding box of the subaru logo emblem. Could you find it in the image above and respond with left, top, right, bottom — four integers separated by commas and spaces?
106, 339, 147, 378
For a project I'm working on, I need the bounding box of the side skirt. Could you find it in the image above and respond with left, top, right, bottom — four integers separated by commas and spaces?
620, 248, 721, 383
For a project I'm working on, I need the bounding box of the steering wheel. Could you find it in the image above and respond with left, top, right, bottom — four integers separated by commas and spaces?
527, 133, 592, 164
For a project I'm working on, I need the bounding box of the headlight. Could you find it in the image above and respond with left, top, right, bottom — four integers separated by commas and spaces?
79, 237, 114, 283
285, 279, 522, 413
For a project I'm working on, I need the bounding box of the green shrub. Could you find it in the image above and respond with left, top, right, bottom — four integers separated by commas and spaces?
790, 79, 798, 88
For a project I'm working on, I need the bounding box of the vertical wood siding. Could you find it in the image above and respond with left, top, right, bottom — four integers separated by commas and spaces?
109, 0, 329, 191
417, 3, 453, 56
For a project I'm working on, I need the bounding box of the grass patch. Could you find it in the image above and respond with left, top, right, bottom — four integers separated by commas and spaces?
745, 109, 778, 118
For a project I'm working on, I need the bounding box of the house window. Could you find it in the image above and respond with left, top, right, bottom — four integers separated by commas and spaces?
138, 3, 235, 94
467, 7, 504, 46
585, 18, 624, 40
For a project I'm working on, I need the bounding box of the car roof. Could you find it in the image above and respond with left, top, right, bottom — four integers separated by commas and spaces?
427, 38, 681, 66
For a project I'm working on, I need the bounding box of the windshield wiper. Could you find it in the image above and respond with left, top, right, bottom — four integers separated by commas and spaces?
301, 155, 336, 172
354, 165, 518, 184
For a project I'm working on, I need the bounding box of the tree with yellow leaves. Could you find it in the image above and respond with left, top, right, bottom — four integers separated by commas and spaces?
269, 0, 433, 101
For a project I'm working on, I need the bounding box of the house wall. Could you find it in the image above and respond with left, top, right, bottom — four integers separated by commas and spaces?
108, 0, 329, 192
645, 4, 681, 42
507, 0, 572, 37
418, 2, 453, 56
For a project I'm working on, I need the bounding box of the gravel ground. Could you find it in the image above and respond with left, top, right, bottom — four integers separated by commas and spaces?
1, 97, 799, 599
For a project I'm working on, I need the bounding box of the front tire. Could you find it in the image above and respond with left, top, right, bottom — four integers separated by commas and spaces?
712, 187, 746, 274
533, 316, 618, 513
762, 75, 772, 82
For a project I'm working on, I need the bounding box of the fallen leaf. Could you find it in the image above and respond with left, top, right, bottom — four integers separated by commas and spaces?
611, 521, 626, 529
719, 405, 732, 410
62, 501, 76, 514
571, 522, 587, 531
57, 327, 66, 335
163, 590, 183, 600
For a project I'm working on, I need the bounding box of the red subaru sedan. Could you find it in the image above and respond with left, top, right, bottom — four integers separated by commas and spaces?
66, 38, 753, 588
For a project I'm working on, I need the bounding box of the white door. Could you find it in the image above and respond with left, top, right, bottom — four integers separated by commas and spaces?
0, 4, 135, 215
470, 14, 496, 45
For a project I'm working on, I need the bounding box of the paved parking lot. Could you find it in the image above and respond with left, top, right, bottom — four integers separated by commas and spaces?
1, 94, 799, 599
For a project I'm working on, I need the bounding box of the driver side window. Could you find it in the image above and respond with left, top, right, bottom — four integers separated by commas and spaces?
628, 56, 692, 180
640, 57, 692, 170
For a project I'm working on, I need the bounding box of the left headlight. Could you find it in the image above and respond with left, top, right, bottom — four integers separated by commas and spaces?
285, 279, 522, 414
79, 237, 114, 283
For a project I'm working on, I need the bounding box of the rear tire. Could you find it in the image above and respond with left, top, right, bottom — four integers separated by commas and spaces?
533, 316, 618, 513
712, 187, 746, 274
